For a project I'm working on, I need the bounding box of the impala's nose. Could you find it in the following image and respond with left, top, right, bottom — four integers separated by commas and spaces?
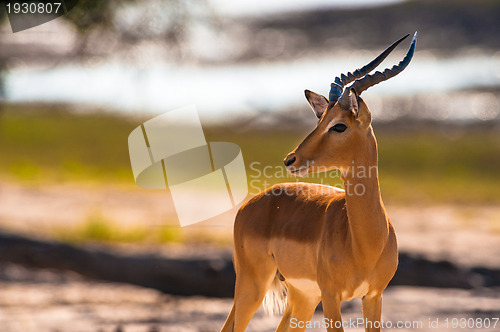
284, 155, 296, 167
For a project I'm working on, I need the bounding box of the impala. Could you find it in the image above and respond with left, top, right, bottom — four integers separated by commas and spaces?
221, 33, 417, 332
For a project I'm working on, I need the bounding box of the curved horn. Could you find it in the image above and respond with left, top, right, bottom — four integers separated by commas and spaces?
329, 33, 410, 103
342, 32, 417, 104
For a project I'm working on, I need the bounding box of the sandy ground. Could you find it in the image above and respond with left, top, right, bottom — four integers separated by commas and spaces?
388, 205, 500, 268
0, 181, 499, 331
0, 264, 499, 332
0, 181, 499, 267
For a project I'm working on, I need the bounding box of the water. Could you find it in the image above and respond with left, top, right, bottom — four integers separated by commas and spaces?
208, 0, 405, 17
4, 52, 500, 120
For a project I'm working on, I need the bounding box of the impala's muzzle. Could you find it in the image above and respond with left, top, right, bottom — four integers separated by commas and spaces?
284, 155, 296, 167
284, 153, 310, 177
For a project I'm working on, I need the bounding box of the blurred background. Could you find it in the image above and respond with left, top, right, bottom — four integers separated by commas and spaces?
0, 0, 499, 331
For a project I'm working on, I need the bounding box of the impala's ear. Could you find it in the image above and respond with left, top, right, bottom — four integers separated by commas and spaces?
305, 90, 329, 118
356, 96, 372, 130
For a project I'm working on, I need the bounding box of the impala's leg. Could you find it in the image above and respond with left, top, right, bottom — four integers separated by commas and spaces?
220, 305, 236, 332
222, 247, 275, 332
220, 268, 274, 332
322, 292, 344, 332
362, 294, 382, 332
275, 285, 320, 332
233, 264, 275, 331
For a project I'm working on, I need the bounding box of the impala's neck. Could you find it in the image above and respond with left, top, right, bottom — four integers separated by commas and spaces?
340, 128, 389, 259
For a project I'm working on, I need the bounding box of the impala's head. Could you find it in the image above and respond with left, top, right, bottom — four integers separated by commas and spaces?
284, 33, 417, 176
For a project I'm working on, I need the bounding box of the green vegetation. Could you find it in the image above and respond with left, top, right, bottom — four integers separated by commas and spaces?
1, 103, 499, 205
0, 104, 138, 184
52, 211, 234, 246
377, 131, 500, 204
54, 211, 184, 245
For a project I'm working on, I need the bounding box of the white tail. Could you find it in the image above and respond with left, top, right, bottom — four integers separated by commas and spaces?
262, 273, 287, 316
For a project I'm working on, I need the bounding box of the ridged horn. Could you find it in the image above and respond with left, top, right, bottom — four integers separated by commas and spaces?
340, 32, 417, 107
329, 33, 410, 103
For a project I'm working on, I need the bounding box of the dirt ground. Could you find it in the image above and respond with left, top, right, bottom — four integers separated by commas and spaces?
0, 181, 499, 331
0, 263, 499, 332
1, 181, 499, 267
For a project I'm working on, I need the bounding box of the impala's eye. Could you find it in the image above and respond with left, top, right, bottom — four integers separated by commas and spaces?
329, 123, 347, 133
